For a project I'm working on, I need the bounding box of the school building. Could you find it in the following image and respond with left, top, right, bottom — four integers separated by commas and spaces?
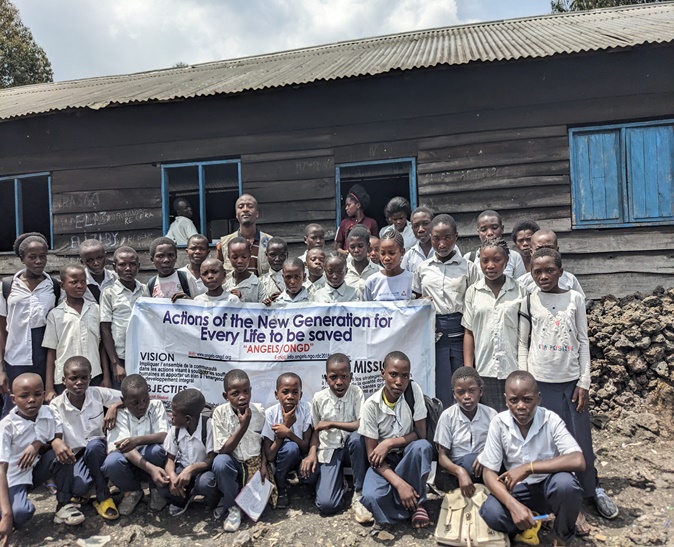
0, 4, 672, 298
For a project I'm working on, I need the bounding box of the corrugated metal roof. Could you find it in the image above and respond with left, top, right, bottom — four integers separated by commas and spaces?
1, 2, 673, 121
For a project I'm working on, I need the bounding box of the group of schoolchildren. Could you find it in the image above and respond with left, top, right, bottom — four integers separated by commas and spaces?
0, 187, 618, 546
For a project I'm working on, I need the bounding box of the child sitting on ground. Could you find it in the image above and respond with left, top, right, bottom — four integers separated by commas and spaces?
262, 372, 312, 508
359, 351, 432, 535
211, 369, 268, 532
259, 237, 288, 302
312, 253, 360, 303
0, 373, 82, 543
435, 368, 497, 495
300, 354, 369, 520
102, 374, 170, 516
147, 237, 198, 299
224, 237, 266, 302
100, 246, 148, 388
478, 371, 585, 547
50, 356, 122, 521
344, 227, 378, 297
303, 247, 326, 295
157, 388, 219, 516
194, 258, 239, 303
78, 239, 116, 304
274, 259, 311, 304
178, 234, 209, 296
299, 224, 326, 263
43, 264, 110, 402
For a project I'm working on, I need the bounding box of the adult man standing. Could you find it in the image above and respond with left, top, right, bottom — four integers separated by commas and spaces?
216, 194, 273, 276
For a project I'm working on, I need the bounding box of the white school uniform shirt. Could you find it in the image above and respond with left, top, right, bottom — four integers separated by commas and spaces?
379, 222, 416, 251
274, 287, 312, 304
518, 289, 591, 390
212, 402, 265, 462
224, 273, 266, 303
100, 279, 148, 360
50, 387, 122, 452
0, 272, 58, 367
401, 241, 434, 273
478, 407, 581, 485
165, 216, 199, 246
107, 400, 170, 453
358, 382, 427, 442
0, 406, 62, 487
260, 269, 285, 297
303, 274, 326, 295
461, 277, 527, 380
469, 248, 526, 280
413, 253, 480, 315
363, 270, 414, 301
152, 271, 199, 299
312, 282, 361, 303
193, 291, 240, 303
43, 300, 103, 382
261, 401, 312, 442
178, 266, 206, 296
312, 384, 364, 463
434, 403, 497, 461
517, 271, 585, 298
163, 416, 214, 467
344, 256, 379, 297
84, 268, 117, 303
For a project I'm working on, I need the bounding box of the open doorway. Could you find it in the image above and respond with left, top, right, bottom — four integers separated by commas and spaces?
335, 158, 417, 233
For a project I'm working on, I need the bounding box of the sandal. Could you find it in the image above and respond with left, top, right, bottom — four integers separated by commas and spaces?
576, 512, 591, 536
54, 503, 85, 526
411, 506, 431, 529
93, 497, 120, 520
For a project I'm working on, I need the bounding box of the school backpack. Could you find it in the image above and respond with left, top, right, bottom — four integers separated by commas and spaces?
2, 275, 61, 307
517, 293, 532, 350
403, 380, 444, 460
173, 402, 215, 449
466, 250, 478, 263
148, 270, 191, 298
435, 484, 510, 546
87, 283, 101, 303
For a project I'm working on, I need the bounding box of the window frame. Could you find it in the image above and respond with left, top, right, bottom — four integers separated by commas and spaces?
0, 172, 53, 251
569, 119, 674, 229
334, 157, 418, 227
160, 159, 243, 240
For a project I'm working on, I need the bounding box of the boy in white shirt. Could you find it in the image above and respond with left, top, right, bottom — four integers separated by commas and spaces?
102, 374, 170, 516
262, 372, 312, 508
178, 234, 209, 296
157, 388, 219, 516
435, 367, 497, 496
401, 206, 435, 273
78, 239, 117, 304
100, 246, 149, 388
43, 265, 109, 402
211, 370, 267, 532
273, 258, 312, 304
478, 371, 585, 547
300, 354, 368, 519
312, 253, 360, 303
224, 237, 266, 302
359, 351, 432, 534
303, 247, 326, 295
193, 258, 239, 303
259, 237, 288, 302
466, 210, 526, 279
50, 356, 123, 521
147, 237, 198, 299
0, 373, 82, 542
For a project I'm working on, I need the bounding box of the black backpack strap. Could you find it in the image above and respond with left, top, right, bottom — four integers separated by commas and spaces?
87, 283, 101, 303
201, 416, 210, 447
177, 270, 191, 298
148, 276, 157, 297
467, 250, 477, 263
518, 292, 532, 351
50, 276, 61, 307
1, 277, 12, 301
403, 381, 423, 440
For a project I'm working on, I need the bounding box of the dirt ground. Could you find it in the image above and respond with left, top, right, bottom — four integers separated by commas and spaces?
14, 404, 674, 547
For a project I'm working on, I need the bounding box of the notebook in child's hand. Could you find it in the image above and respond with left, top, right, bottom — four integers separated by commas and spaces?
235, 470, 273, 522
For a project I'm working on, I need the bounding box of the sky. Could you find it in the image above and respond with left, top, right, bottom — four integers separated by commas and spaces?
13, 0, 552, 82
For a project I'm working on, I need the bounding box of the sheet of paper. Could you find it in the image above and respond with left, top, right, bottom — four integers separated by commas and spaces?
235, 470, 273, 522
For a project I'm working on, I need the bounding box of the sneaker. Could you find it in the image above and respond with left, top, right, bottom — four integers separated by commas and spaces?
150, 489, 168, 512
223, 506, 242, 532
594, 487, 619, 519
213, 499, 226, 520
168, 494, 196, 517
118, 490, 143, 516
352, 491, 374, 524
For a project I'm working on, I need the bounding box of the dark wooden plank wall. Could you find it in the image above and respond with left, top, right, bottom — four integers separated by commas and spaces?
0, 44, 673, 297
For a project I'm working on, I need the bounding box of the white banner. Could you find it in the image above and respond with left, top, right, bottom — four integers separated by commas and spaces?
126, 298, 435, 409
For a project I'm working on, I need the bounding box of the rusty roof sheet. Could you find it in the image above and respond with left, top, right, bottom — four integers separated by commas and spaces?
1, 3, 673, 120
